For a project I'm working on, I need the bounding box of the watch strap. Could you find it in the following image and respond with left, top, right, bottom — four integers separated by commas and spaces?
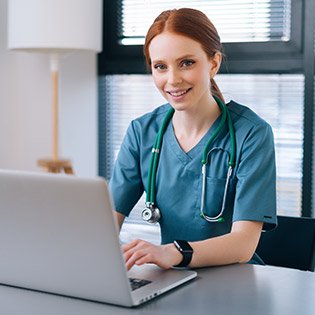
173, 240, 193, 268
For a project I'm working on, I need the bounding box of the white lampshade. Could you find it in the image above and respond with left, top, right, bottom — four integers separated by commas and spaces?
7, 0, 102, 53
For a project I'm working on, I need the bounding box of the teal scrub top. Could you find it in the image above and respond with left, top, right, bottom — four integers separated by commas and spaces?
109, 101, 277, 247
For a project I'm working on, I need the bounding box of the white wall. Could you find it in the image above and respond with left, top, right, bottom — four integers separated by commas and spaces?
0, 0, 98, 177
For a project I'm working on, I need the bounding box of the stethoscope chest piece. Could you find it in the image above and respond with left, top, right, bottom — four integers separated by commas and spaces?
141, 204, 161, 224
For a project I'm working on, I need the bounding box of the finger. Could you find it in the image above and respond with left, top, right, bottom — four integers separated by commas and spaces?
121, 239, 144, 253
125, 252, 143, 270
123, 240, 155, 270
127, 255, 150, 270
134, 253, 154, 266
121, 239, 137, 252
125, 249, 150, 270
122, 240, 145, 263
123, 250, 132, 265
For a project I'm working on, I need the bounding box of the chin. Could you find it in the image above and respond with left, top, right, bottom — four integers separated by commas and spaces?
169, 101, 192, 112
168, 103, 184, 111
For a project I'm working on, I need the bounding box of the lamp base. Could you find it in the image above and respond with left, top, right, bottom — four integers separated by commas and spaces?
37, 159, 74, 174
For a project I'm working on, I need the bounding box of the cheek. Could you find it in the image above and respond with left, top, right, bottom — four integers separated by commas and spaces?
153, 75, 166, 92
197, 71, 211, 90
184, 69, 209, 88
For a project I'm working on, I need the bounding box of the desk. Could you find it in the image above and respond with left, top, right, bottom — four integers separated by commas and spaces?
0, 264, 314, 315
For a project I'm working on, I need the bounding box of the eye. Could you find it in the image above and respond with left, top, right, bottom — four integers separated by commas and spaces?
181, 59, 195, 68
153, 63, 167, 71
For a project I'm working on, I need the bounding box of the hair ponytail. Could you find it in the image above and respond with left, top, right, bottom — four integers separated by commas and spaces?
210, 78, 225, 103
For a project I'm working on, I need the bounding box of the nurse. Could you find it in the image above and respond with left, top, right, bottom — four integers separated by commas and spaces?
109, 8, 277, 270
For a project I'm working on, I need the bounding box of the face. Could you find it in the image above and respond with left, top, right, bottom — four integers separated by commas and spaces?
148, 32, 221, 113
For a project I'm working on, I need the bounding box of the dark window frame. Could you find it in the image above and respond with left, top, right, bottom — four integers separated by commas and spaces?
98, 0, 315, 217
99, 0, 304, 74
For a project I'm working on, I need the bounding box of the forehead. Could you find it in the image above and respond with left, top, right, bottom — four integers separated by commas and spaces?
149, 32, 207, 62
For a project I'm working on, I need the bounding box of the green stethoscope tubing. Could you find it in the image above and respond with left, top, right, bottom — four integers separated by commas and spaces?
146, 96, 236, 222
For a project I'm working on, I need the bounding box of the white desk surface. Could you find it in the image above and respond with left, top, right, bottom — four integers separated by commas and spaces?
0, 263, 314, 315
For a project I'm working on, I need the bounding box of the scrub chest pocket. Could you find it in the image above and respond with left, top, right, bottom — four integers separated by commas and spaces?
201, 147, 235, 220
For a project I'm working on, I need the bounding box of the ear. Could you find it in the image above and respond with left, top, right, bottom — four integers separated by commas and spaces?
209, 52, 222, 79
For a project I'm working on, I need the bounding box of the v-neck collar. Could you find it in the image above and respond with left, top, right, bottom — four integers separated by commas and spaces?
164, 112, 224, 165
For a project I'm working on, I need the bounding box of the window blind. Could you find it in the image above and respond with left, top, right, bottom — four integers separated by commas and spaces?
119, 0, 291, 45
99, 74, 304, 222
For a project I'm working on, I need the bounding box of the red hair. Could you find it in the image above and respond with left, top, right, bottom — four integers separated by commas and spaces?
143, 8, 224, 102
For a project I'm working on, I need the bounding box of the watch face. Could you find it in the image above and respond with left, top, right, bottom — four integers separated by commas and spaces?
174, 240, 193, 253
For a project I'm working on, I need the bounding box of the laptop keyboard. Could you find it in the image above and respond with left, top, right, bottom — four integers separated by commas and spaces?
129, 278, 152, 291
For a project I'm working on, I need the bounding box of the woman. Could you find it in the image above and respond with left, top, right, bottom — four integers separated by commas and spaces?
109, 8, 277, 270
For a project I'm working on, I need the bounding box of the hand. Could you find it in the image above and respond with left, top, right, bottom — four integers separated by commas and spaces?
122, 239, 182, 270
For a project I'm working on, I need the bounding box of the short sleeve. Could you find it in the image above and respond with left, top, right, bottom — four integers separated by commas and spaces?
233, 123, 277, 231
109, 121, 144, 216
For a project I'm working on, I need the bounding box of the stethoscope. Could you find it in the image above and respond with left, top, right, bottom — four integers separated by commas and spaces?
141, 96, 236, 224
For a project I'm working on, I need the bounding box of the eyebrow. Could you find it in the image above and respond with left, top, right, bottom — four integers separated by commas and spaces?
151, 54, 197, 64
176, 54, 196, 61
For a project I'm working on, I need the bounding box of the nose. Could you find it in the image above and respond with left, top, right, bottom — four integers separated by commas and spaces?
167, 68, 183, 85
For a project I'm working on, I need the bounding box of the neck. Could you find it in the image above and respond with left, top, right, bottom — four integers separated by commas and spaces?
172, 96, 221, 152
173, 96, 220, 136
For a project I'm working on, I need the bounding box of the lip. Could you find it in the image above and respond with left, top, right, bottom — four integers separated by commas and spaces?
166, 88, 192, 100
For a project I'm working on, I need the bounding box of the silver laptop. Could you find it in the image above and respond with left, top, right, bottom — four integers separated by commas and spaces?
0, 169, 197, 307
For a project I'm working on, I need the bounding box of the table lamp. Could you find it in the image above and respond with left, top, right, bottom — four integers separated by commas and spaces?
7, 0, 102, 174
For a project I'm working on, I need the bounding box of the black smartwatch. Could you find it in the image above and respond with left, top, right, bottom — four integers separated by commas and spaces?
173, 240, 193, 268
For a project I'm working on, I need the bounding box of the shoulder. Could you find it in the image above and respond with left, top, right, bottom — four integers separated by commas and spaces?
124, 103, 171, 145
227, 101, 275, 153
228, 101, 263, 125
133, 103, 171, 125
129, 103, 171, 134
227, 100, 273, 137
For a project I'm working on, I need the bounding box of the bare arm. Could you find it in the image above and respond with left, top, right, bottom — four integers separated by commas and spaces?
115, 211, 126, 231
122, 220, 263, 270
188, 220, 263, 267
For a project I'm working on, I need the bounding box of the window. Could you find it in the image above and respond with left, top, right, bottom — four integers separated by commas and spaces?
120, 0, 291, 45
100, 0, 303, 74
98, 0, 315, 230
99, 74, 304, 221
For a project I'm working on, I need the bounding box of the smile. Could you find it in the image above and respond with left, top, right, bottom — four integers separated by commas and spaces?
167, 88, 191, 97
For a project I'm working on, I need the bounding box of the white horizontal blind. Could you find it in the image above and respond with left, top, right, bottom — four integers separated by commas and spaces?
99, 75, 165, 177
215, 75, 304, 217
99, 74, 304, 222
119, 0, 291, 45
